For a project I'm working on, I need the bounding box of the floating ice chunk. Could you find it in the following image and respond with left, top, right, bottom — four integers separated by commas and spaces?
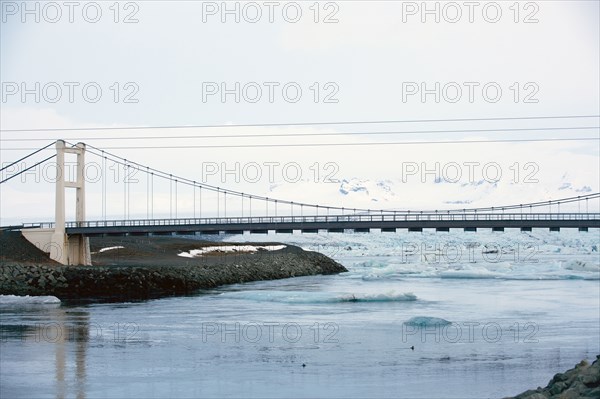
337, 291, 417, 303
0, 295, 61, 305
361, 274, 385, 281
404, 316, 451, 327
223, 290, 417, 304
564, 260, 600, 272
439, 267, 499, 279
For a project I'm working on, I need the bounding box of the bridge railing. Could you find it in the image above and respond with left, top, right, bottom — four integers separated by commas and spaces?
21, 212, 600, 230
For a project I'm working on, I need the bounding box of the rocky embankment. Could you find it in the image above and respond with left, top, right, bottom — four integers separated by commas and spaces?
0, 231, 347, 302
507, 355, 600, 399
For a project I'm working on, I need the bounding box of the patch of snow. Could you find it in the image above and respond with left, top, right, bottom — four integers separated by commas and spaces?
99, 246, 124, 253
178, 245, 286, 258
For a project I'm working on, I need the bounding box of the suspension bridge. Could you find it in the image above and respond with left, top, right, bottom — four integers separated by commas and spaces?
1, 140, 599, 265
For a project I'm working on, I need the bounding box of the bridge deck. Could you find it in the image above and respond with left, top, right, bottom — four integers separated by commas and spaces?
20, 213, 600, 235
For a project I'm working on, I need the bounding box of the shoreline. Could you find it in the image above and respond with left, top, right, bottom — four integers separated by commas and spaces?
506, 355, 599, 398
0, 232, 347, 302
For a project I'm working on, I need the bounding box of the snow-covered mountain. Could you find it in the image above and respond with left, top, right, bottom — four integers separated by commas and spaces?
267, 175, 596, 212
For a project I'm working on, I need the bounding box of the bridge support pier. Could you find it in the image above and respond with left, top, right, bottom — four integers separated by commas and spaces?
579, 227, 588, 232
22, 141, 91, 265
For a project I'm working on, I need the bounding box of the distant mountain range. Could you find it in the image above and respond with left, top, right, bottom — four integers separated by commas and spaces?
267, 176, 595, 211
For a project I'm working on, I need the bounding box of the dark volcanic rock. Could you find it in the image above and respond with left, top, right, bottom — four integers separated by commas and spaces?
0, 231, 59, 265
506, 355, 600, 399
0, 232, 347, 302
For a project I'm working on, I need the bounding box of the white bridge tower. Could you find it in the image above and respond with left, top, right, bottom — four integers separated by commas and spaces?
22, 140, 92, 265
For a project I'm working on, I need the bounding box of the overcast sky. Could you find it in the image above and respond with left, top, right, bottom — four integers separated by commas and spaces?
1, 0, 599, 223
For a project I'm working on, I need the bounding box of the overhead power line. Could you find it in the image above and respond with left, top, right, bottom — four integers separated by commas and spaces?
1, 115, 598, 133
1, 126, 598, 142
2, 136, 598, 151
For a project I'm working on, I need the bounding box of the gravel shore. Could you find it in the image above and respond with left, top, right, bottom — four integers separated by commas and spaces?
0, 231, 347, 302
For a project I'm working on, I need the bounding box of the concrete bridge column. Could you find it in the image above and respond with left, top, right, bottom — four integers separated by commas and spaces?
23, 141, 91, 265
50, 140, 67, 264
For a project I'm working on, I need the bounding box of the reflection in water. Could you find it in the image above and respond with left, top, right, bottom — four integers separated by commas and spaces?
52, 308, 89, 399
55, 312, 65, 398
76, 327, 87, 399
0, 306, 90, 399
